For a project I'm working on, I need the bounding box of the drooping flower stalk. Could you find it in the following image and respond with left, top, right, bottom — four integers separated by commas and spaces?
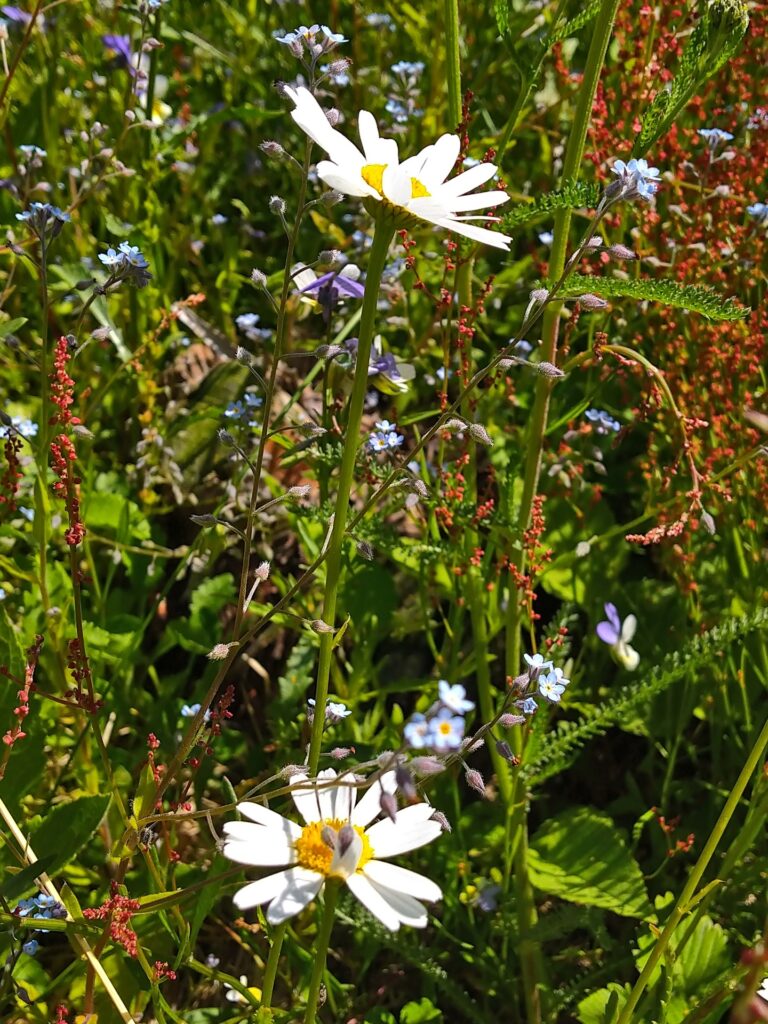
307, 220, 395, 773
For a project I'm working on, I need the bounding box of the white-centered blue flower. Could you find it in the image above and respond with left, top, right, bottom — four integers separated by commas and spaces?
2, 416, 38, 439
611, 158, 661, 202
438, 680, 475, 715
404, 712, 430, 749
747, 202, 768, 224
538, 672, 566, 703
286, 86, 511, 249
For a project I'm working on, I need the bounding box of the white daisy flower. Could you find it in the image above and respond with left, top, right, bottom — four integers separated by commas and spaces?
285, 85, 512, 250
223, 768, 443, 931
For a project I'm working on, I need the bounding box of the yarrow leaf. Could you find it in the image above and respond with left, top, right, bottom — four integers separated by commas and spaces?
556, 274, 748, 321
501, 181, 602, 231
550, 0, 602, 44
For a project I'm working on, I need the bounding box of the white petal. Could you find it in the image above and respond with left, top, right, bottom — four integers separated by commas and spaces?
383, 163, 412, 206
316, 161, 377, 198
367, 880, 429, 927
232, 869, 292, 910
235, 803, 302, 840
363, 860, 442, 903
223, 833, 297, 867
351, 771, 398, 827
329, 829, 363, 879
443, 189, 510, 213
434, 216, 511, 250
439, 162, 498, 198
366, 807, 442, 858
289, 86, 364, 168
266, 869, 324, 924
346, 872, 401, 931
422, 133, 461, 186
397, 146, 435, 180
357, 110, 399, 167
621, 614, 637, 643
290, 770, 337, 824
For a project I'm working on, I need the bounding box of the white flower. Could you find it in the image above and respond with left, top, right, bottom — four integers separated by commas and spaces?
758, 976, 768, 1003
538, 673, 566, 703
437, 680, 475, 715
524, 652, 554, 675
223, 769, 443, 931
285, 86, 511, 250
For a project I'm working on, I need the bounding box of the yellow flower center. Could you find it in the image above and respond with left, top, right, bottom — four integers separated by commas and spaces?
436, 720, 453, 736
361, 163, 387, 195
294, 818, 373, 877
410, 177, 430, 199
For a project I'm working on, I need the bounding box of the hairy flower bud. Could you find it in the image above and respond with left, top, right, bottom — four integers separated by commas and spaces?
190, 513, 219, 527
254, 561, 271, 581
395, 764, 417, 801
288, 484, 311, 499
430, 810, 452, 832
577, 293, 609, 310
498, 713, 526, 728
380, 791, 398, 822
496, 740, 518, 764
410, 756, 445, 776
330, 746, 354, 759
607, 243, 637, 260
311, 619, 334, 634
465, 768, 487, 797
251, 268, 268, 288
356, 539, 375, 560
468, 423, 493, 446
700, 510, 716, 535
269, 195, 286, 216
217, 428, 236, 446
320, 190, 344, 206
533, 361, 565, 378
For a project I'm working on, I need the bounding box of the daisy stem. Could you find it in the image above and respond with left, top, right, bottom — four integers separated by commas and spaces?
505, 0, 621, 681
614, 712, 768, 1024
260, 921, 286, 1009
303, 880, 341, 1024
307, 220, 395, 775
443, 0, 462, 127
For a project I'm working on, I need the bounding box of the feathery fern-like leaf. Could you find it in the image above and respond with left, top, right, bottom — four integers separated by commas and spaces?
502, 181, 602, 231
524, 608, 768, 786
557, 274, 749, 321
550, 0, 601, 44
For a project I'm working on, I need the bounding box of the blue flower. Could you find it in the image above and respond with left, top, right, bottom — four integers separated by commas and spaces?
210, 213, 228, 226
391, 61, 425, 78
404, 712, 430, 749
438, 680, 475, 715
2, 416, 37, 439
698, 127, 734, 148
0, 587, 6, 600
523, 652, 553, 675
538, 671, 567, 703
22, 939, 39, 956
235, 313, 272, 342
429, 708, 466, 751
118, 241, 149, 267
368, 423, 404, 452
585, 408, 620, 435
16, 202, 70, 237
308, 697, 351, 723
18, 144, 46, 160
747, 202, 768, 224
102, 33, 133, 68
365, 13, 394, 29
98, 247, 123, 267
611, 158, 661, 201
538, 231, 554, 245
181, 702, 211, 722
519, 696, 538, 715
98, 241, 151, 287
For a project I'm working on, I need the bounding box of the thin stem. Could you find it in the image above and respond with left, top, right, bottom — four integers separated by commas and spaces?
307, 220, 395, 775
261, 921, 287, 1009
303, 881, 340, 1024
443, 0, 462, 127
36, 236, 50, 611
614, 714, 768, 1024
505, 0, 621, 680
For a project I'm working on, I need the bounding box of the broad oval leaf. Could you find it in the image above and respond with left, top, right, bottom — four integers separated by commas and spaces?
28, 794, 111, 878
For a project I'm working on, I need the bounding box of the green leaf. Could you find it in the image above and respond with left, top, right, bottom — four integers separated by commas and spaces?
84, 492, 151, 542
528, 806, 651, 918
556, 274, 748, 321
0, 317, 28, 339
28, 794, 111, 877
577, 983, 630, 1024
502, 181, 602, 231
0, 857, 57, 901
401, 998, 443, 1023
0, 606, 25, 682
550, 0, 601, 44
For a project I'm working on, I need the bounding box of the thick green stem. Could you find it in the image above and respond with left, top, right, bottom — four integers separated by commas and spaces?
615, 714, 768, 1024
443, 0, 462, 127
505, 0, 621, 680
303, 882, 340, 1024
261, 921, 286, 1009
307, 222, 395, 775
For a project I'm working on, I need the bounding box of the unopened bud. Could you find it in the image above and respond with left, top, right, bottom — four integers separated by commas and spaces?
143, 37, 163, 51
443, 417, 466, 433
356, 539, 374, 560
326, 57, 351, 77
337, 823, 355, 854
410, 756, 445, 776
510, 673, 530, 693
124, 109, 137, 122
311, 619, 334, 634
330, 746, 354, 759
316, 343, 343, 359
431, 810, 451, 832
700, 510, 716, 535
288, 484, 311, 499
585, 235, 603, 249
269, 195, 286, 216
260, 140, 286, 160
325, 107, 341, 127
236, 346, 254, 365
318, 249, 342, 265
320, 190, 344, 207
320, 825, 337, 849
251, 268, 268, 288
529, 287, 549, 305
607, 244, 637, 260
395, 764, 417, 801
464, 737, 485, 754
92, 327, 113, 343
576, 293, 609, 310
533, 361, 565, 378
280, 763, 306, 779
254, 561, 271, 581
208, 642, 235, 660
410, 478, 428, 498
72, 424, 95, 440
217, 428, 236, 446
465, 768, 487, 797
468, 423, 493, 446
496, 740, 518, 763
75, 277, 96, 291
190, 513, 219, 526
380, 791, 398, 822
498, 713, 526, 728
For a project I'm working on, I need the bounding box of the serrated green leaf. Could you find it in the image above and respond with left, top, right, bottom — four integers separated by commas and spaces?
502, 181, 602, 231
556, 274, 748, 321
28, 794, 111, 877
550, 0, 601, 43
529, 806, 651, 917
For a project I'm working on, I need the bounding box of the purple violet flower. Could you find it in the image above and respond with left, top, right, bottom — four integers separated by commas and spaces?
596, 602, 640, 670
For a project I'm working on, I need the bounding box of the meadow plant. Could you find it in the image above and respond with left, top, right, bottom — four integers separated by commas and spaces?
0, 2, 766, 1023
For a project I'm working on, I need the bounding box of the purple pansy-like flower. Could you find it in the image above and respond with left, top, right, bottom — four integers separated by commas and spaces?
102, 33, 133, 68
596, 603, 640, 670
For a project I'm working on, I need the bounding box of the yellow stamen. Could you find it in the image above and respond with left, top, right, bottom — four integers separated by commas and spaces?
294, 818, 373, 876
410, 177, 431, 199
361, 163, 387, 194
437, 722, 452, 735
